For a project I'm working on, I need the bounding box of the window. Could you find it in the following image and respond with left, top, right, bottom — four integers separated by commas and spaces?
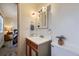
0, 16, 3, 33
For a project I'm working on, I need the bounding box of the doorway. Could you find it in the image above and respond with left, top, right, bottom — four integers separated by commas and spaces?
0, 3, 18, 56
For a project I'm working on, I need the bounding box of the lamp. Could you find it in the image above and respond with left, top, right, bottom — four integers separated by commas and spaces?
4, 25, 12, 34
31, 11, 37, 17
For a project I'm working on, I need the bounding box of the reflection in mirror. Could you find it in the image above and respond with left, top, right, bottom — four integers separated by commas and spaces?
37, 6, 47, 29
39, 11, 47, 28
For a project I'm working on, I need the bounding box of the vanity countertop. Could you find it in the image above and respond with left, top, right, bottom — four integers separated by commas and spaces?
26, 36, 51, 45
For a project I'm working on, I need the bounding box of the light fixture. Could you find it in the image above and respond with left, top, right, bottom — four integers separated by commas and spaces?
31, 11, 37, 17
4, 25, 12, 32
31, 11, 39, 19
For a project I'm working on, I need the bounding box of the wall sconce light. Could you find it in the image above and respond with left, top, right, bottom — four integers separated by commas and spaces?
31, 11, 37, 17
31, 11, 39, 19
4, 26, 12, 32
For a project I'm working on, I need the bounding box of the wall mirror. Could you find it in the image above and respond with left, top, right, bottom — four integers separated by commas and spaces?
36, 6, 48, 29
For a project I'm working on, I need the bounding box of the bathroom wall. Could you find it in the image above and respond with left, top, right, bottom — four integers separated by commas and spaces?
50, 3, 79, 46
18, 3, 37, 55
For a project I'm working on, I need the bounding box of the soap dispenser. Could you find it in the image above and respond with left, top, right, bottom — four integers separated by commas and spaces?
30, 22, 34, 31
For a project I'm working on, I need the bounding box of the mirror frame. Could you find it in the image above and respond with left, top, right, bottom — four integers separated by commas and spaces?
37, 6, 48, 29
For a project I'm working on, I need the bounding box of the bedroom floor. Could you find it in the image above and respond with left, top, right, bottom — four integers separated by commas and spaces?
0, 40, 17, 56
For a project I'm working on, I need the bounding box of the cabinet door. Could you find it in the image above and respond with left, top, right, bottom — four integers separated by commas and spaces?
26, 39, 38, 56
26, 44, 38, 56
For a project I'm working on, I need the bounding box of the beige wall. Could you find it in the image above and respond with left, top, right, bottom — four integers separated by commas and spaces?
18, 4, 37, 55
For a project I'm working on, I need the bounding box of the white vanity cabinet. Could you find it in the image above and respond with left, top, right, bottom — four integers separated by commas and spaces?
26, 37, 51, 56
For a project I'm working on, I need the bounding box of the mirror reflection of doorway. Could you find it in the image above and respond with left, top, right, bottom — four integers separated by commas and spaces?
0, 3, 18, 56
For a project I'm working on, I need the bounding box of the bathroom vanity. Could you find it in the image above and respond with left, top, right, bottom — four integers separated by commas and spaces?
26, 37, 51, 56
